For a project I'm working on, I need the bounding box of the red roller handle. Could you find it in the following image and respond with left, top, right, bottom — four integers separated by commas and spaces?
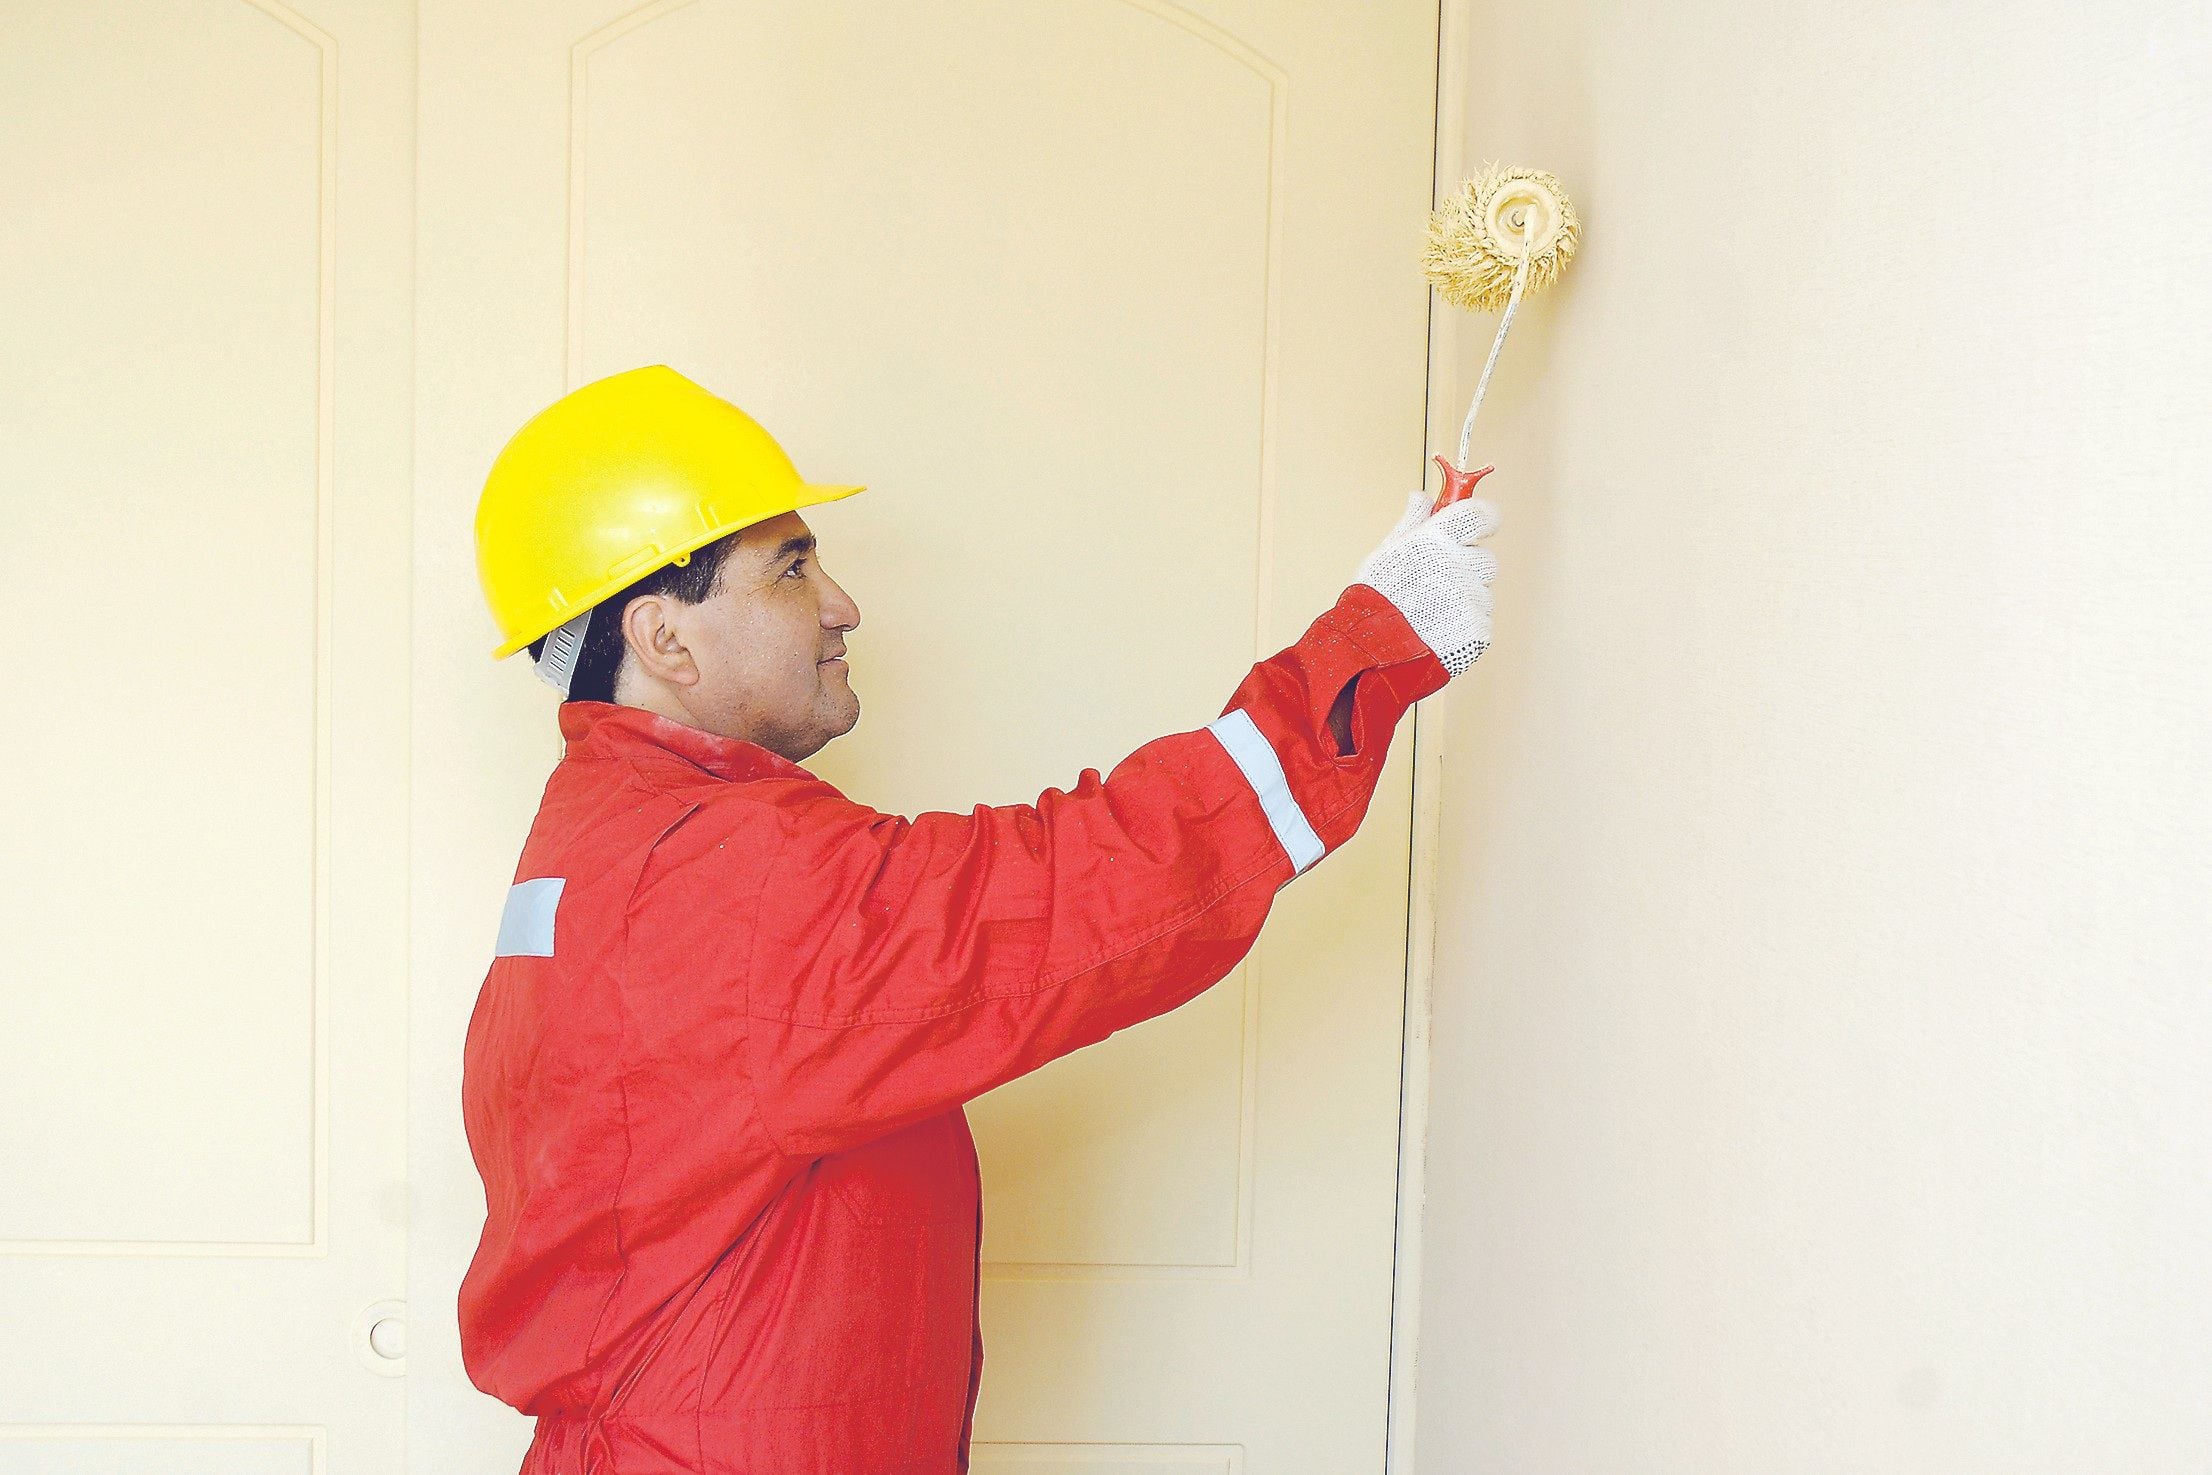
1432, 455, 1496, 514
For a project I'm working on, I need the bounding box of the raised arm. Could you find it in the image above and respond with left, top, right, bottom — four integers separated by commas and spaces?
734, 489, 1500, 1156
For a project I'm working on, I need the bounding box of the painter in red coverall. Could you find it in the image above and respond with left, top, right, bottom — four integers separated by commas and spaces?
461, 366, 1500, 1475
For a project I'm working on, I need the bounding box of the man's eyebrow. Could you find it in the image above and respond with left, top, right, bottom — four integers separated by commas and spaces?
765, 533, 816, 562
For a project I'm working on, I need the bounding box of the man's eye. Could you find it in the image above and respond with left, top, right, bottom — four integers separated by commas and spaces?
784, 558, 808, 578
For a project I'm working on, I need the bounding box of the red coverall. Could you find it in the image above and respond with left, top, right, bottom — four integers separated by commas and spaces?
459, 582, 1447, 1474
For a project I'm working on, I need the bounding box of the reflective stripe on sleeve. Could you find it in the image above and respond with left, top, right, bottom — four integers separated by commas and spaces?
495, 876, 566, 958
1204, 709, 1327, 876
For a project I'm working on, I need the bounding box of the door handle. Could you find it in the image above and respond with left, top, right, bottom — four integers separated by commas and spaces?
354, 1298, 408, 1378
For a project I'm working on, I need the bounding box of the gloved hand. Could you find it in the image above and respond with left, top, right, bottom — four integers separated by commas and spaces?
1353, 488, 1500, 677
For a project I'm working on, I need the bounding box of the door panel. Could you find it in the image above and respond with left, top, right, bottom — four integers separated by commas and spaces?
411, 1, 1440, 1469
4, 0, 323, 1252
574, 0, 1276, 1283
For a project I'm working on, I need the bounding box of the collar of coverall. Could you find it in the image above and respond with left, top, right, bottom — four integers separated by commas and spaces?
557, 700, 816, 784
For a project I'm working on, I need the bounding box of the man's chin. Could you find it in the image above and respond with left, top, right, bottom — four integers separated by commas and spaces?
804, 661, 858, 737
816, 680, 860, 740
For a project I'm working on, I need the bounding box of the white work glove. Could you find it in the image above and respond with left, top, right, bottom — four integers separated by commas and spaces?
1353, 488, 1500, 677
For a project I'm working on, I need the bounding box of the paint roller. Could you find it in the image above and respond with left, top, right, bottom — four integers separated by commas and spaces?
1423, 163, 1581, 509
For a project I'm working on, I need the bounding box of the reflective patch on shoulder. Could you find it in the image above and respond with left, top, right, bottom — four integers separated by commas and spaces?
495, 877, 566, 958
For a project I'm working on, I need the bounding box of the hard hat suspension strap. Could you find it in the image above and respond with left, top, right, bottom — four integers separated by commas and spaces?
532, 607, 595, 696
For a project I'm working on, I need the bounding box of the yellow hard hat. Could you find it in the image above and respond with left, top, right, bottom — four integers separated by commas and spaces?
475, 364, 865, 660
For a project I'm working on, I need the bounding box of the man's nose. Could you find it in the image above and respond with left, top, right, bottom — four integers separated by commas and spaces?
820, 574, 860, 632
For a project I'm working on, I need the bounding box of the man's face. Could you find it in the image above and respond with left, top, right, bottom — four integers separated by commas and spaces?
655, 511, 862, 761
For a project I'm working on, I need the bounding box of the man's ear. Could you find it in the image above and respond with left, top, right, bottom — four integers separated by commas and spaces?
621, 593, 699, 688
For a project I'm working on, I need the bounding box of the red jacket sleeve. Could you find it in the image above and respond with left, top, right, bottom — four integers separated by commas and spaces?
742, 583, 1446, 1157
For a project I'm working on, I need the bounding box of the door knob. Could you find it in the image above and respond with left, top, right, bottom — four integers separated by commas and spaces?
369, 1315, 406, 1359
355, 1298, 408, 1378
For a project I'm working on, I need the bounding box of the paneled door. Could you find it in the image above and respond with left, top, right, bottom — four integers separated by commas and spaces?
0, 1, 414, 1471
407, 1, 1444, 1471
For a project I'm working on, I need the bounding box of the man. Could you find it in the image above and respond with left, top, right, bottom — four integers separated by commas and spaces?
460, 365, 1499, 1474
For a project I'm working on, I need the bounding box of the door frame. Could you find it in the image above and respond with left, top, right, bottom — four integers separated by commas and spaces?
1388, 1, 1473, 1467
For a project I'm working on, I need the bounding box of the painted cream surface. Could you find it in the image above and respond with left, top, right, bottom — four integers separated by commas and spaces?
1414, 1, 2212, 1470
0, 0, 414, 1466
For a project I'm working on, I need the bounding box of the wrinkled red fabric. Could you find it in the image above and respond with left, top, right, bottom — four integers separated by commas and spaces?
459, 583, 1446, 1474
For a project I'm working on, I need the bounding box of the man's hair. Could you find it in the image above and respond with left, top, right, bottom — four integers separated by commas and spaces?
527, 530, 744, 704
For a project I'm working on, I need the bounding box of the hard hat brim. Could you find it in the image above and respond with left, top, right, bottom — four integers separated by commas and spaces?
489, 479, 868, 659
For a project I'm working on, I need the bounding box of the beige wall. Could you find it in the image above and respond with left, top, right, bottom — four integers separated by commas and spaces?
1415, 1, 2211, 1469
